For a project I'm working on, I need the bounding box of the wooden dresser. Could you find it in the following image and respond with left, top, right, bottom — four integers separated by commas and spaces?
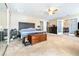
27, 33, 47, 45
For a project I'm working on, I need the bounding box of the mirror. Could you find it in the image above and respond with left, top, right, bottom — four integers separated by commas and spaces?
0, 3, 7, 56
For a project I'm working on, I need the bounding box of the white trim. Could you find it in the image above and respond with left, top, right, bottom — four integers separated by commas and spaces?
7, 8, 10, 45
57, 32, 63, 35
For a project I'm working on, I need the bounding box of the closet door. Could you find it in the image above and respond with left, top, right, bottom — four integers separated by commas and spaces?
69, 18, 77, 34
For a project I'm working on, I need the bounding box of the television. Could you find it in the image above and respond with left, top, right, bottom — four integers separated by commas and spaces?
78, 22, 79, 29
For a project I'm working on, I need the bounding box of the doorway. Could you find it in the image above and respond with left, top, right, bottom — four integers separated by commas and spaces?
63, 20, 69, 35
47, 19, 57, 34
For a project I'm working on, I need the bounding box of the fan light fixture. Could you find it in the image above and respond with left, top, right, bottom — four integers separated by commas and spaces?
48, 7, 58, 15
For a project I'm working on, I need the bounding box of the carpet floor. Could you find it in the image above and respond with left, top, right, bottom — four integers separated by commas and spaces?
4, 34, 79, 56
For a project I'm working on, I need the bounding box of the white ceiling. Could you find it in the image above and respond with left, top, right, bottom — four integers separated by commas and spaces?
1, 3, 79, 19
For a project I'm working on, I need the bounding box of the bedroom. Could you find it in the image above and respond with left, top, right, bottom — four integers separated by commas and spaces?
0, 3, 79, 56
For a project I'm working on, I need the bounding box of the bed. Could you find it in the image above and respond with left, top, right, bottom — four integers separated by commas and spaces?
20, 28, 45, 39
19, 22, 46, 39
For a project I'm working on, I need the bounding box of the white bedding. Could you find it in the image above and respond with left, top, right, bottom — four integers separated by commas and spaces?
20, 28, 45, 39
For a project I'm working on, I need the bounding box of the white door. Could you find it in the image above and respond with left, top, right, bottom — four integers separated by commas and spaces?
57, 20, 63, 35
69, 18, 77, 34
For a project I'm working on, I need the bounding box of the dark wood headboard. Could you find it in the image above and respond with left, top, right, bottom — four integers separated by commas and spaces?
18, 22, 35, 30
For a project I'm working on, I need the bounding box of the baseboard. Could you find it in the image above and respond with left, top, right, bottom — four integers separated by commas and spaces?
57, 33, 63, 35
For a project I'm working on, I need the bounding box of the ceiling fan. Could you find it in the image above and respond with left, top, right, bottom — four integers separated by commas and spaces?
48, 7, 59, 15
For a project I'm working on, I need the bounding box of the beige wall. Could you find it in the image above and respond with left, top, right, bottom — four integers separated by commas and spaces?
0, 3, 7, 29
0, 10, 7, 29
48, 19, 57, 27
0, 12, 1, 27
10, 12, 41, 30
63, 19, 69, 28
